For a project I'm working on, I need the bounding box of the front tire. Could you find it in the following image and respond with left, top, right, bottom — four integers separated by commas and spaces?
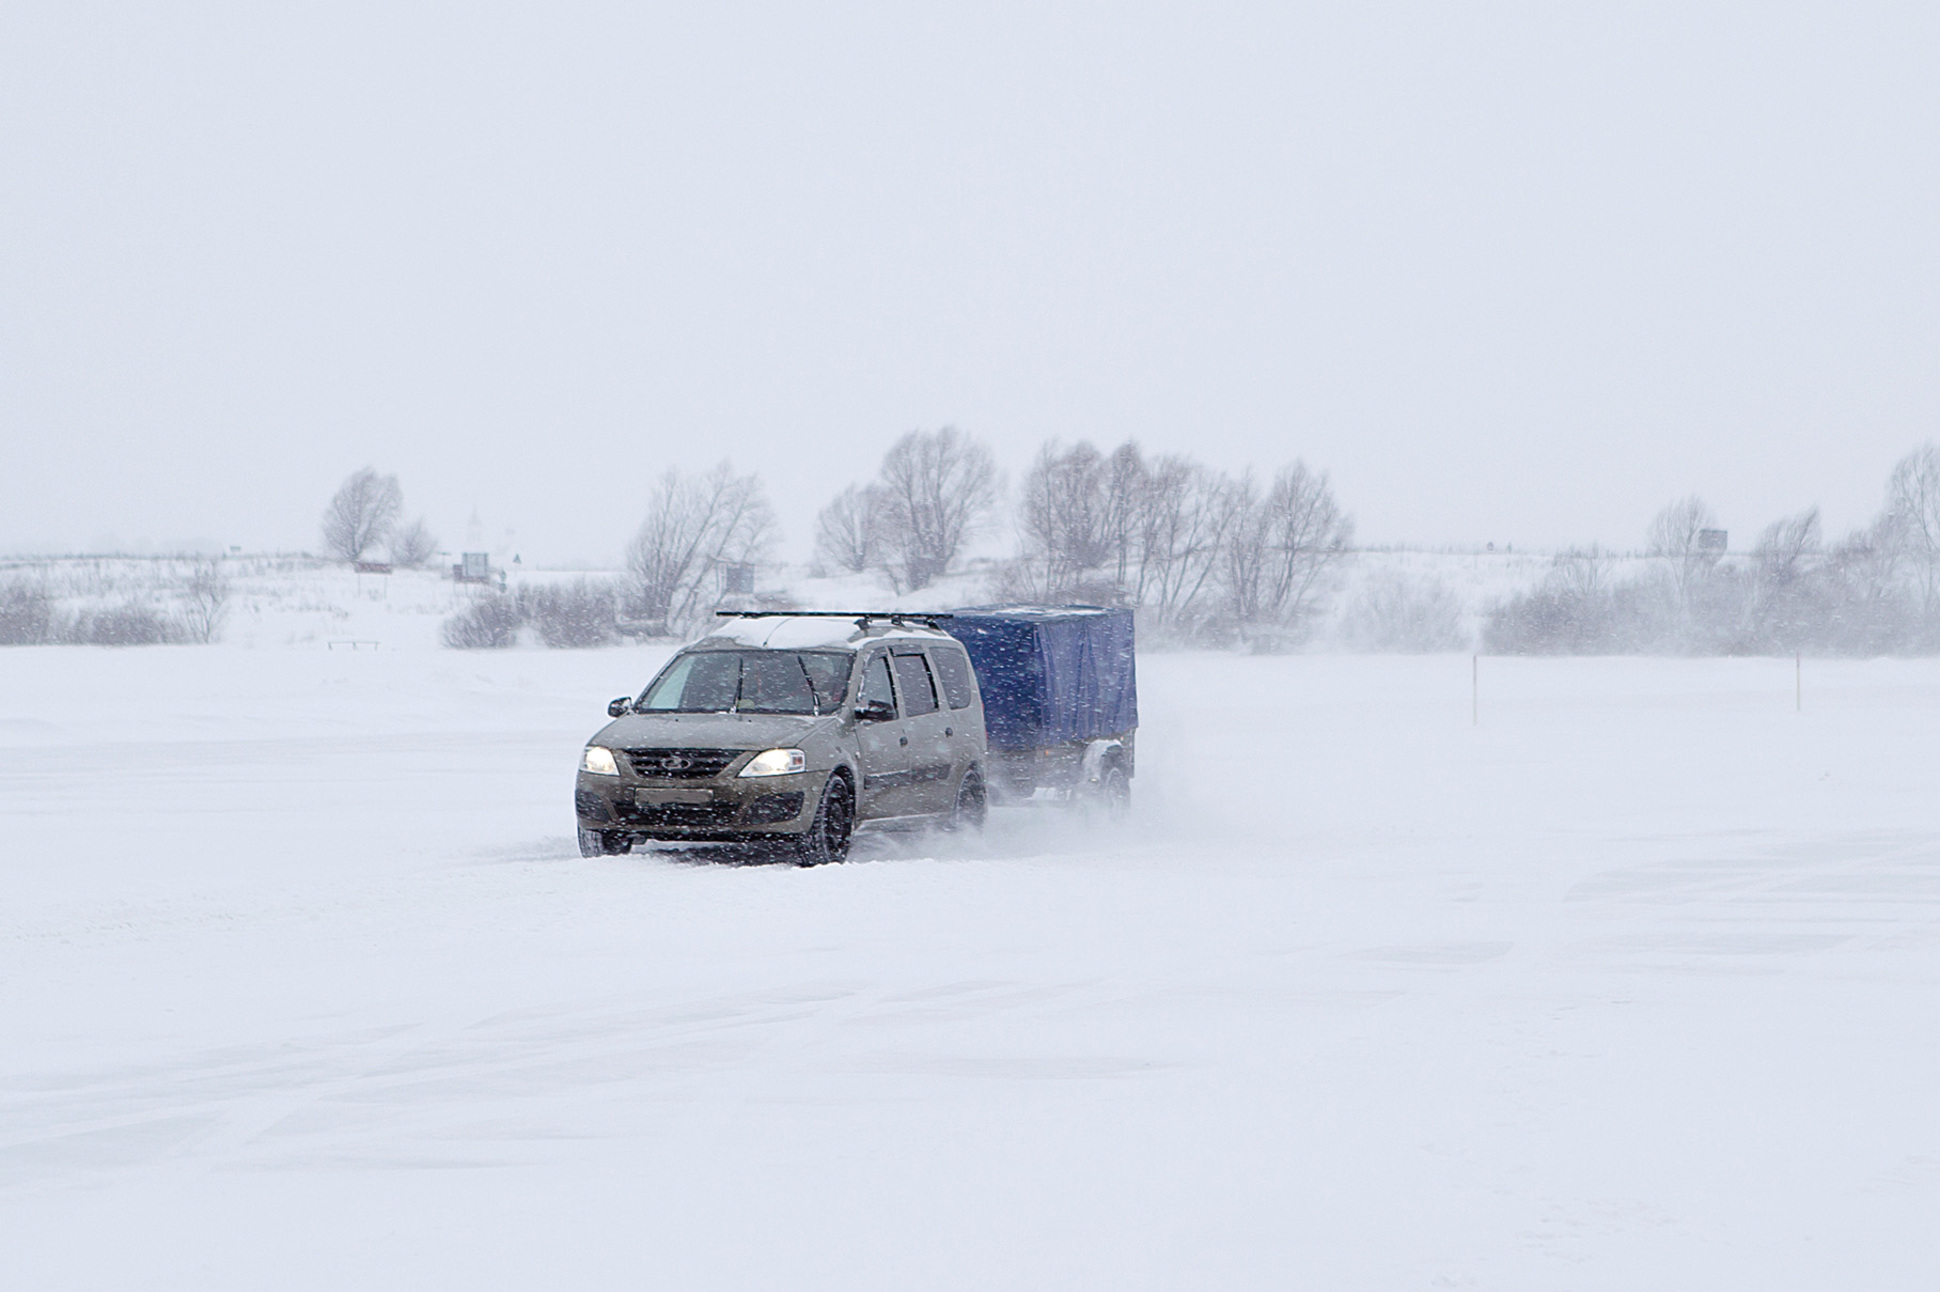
794, 775, 854, 867
578, 827, 630, 857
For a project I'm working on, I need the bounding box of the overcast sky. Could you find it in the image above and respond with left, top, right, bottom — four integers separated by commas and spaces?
4, 3, 1937, 564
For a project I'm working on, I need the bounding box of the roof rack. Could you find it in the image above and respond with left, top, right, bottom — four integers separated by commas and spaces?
716, 609, 955, 630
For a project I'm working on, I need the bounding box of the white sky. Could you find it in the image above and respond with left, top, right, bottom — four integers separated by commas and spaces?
4, 3, 1937, 564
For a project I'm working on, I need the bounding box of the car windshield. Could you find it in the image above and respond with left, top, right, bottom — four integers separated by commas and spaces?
637, 651, 851, 715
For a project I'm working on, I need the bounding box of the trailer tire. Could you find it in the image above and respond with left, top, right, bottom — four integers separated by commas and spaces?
1098, 762, 1131, 820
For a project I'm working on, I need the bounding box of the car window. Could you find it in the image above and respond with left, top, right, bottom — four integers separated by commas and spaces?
640, 652, 740, 712
860, 653, 897, 713
639, 651, 853, 715
929, 647, 976, 710
800, 653, 851, 713
738, 652, 817, 713
892, 653, 939, 716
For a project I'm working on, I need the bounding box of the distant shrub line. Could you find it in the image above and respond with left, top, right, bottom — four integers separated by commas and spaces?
0, 562, 229, 646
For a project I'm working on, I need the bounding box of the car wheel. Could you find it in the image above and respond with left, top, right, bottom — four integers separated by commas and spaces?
578, 827, 630, 857
794, 775, 854, 867
947, 769, 987, 833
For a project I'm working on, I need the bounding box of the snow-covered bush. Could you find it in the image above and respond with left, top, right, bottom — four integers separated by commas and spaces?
441, 595, 521, 649
72, 603, 177, 646
0, 581, 57, 645
520, 580, 617, 648
178, 562, 230, 644
1338, 574, 1468, 652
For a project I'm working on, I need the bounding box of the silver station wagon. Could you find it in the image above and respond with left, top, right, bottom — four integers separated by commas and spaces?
574, 613, 987, 864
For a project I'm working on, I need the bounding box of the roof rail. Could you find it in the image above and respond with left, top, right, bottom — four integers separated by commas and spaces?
715, 609, 956, 630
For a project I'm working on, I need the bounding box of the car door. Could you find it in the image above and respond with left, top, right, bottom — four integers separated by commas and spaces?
890, 649, 955, 814
853, 650, 917, 818
926, 641, 985, 790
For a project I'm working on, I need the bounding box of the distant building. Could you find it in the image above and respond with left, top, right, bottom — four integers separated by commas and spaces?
453, 552, 494, 584
1698, 529, 1728, 555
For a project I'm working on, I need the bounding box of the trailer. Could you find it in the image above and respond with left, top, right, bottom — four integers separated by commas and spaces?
944, 605, 1137, 809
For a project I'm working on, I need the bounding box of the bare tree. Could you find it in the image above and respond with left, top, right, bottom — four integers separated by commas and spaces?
1548, 544, 1612, 600
625, 463, 773, 634
179, 561, 230, 644
1752, 508, 1820, 590
1014, 440, 1112, 599
321, 468, 403, 563
1132, 455, 1233, 632
1886, 443, 1940, 615
1223, 462, 1353, 638
1646, 495, 1721, 609
875, 427, 997, 591
814, 484, 889, 574
388, 517, 439, 568
1748, 508, 1825, 650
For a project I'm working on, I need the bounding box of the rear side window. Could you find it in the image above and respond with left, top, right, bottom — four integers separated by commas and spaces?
891, 654, 939, 716
929, 647, 976, 710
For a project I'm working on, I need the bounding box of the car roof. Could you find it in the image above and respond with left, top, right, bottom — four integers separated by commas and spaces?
688, 615, 960, 652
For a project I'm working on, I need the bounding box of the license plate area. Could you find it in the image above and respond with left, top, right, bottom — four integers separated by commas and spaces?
636, 788, 712, 806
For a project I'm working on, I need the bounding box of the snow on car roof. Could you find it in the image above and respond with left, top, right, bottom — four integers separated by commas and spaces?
691, 615, 955, 651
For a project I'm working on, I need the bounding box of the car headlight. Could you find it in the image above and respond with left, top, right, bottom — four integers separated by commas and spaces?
738, 748, 806, 777
581, 745, 620, 776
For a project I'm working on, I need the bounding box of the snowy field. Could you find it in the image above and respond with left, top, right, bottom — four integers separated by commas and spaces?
5, 642, 1940, 1289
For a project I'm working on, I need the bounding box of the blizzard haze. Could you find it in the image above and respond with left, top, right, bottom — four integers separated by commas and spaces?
4, 3, 1938, 558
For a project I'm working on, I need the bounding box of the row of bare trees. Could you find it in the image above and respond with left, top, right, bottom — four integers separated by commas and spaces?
997, 441, 1353, 643
812, 432, 1354, 644
1489, 444, 1940, 655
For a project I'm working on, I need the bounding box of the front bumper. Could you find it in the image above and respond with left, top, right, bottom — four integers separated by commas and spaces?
575, 768, 826, 840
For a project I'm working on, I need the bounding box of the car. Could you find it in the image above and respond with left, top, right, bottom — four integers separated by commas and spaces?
574, 612, 988, 864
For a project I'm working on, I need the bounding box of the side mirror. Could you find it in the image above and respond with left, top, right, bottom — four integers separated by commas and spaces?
854, 698, 896, 724
608, 697, 632, 718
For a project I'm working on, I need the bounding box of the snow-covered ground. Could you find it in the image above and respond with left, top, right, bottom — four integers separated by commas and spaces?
5, 635, 1939, 1289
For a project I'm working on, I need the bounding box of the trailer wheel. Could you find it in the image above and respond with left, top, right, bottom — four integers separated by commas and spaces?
1098, 763, 1131, 820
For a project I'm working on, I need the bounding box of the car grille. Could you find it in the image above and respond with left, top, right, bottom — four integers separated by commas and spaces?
619, 800, 741, 829
622, 747, 741, 779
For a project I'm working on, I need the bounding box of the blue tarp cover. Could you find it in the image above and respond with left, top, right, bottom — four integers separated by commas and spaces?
945, 607, 1138, 750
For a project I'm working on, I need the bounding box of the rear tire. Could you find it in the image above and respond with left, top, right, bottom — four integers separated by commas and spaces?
947, 769, 987, 833
578, 827, 630, 857
794, 776, 854, 867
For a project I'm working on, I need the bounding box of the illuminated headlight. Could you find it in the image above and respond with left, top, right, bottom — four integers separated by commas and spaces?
580, 746, 620, 776
738, 748, 806, 778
